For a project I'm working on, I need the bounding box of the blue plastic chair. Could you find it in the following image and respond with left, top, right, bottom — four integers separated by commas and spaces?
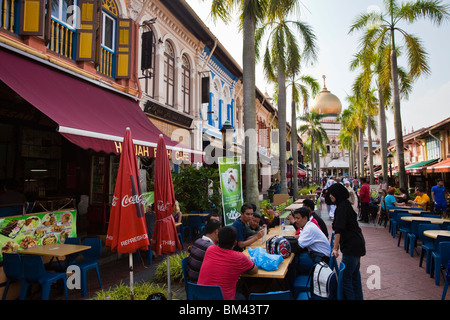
336, 262, 346, 301
440, 221, 450, 231
248, 290, 292, 300
442, 260, 449, 300
21, 254, 68, 300
431, 240, 450, 286
181, 257, 189, 297
71, 237, 103, 297
187, 214, 203, 241
2, 253, 27, 300
397, 216, 412, 251
391, 211, 409, 238
407, 221, 431, 257
186, 282, 224, 300
418, 224, 441, 274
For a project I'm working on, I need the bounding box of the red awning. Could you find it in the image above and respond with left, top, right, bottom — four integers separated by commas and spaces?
427, 158, 450, 173
0, 48, 202, 161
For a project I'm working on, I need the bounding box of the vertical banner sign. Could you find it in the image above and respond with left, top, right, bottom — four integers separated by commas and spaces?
218, 156, 243, 226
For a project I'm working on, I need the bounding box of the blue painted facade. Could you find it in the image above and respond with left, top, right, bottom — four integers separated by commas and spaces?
200, 47, 239, 136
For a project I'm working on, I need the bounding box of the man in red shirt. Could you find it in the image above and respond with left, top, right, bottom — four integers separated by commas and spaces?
359, 177, 370, 223
197, 226, 258, 300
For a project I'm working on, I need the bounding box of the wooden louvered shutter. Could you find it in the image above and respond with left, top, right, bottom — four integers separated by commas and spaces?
19, 0, 44, 35
115, 18, 132, 78
76, 0, 97, 61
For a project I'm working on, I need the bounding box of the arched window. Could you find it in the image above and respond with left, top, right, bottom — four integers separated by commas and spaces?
164, 41, 175, 107
181, 54, 190, 114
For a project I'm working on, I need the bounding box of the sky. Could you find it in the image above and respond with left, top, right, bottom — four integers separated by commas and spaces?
185, 0, 450, 141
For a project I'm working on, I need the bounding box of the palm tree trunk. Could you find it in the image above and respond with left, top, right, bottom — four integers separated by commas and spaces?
367, 116, 374, 184
243, 10, 259, 207
390, 49, 406, 189
278, 66, 287, 194
359, 127, 364, 178
377, 85, 389, 182
310, 137, 315, 184
291, 99, 298, 198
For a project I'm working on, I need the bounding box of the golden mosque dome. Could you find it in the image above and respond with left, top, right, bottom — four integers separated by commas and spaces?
310, 75, 342, 115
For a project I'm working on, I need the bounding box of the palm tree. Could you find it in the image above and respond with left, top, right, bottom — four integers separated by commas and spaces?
256, 7, 317, 194
287, 73, 319, 196
345, 94, 367, 179
350, 24, 413, 185
203, 0, 269, 207
338, 107, 359, 178
349, 0, 450, 189
298, 111, 329, 184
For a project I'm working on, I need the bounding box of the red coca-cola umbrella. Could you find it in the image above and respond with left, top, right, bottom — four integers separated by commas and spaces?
151, 134, 181, 299
106, 127, 149, 300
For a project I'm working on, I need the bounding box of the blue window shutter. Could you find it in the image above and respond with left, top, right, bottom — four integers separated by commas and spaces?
208, 92, 214, 126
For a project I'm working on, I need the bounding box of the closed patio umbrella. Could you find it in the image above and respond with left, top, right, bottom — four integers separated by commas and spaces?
151, 134, 182, 299
106, 128, 149, 300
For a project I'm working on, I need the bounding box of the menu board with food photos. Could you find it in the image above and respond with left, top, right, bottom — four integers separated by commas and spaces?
0, 210, 77, 261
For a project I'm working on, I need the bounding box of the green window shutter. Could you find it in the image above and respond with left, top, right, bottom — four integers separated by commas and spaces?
76, 0, 97, 61
115, 18, 132, 79
19, 0, 44, 35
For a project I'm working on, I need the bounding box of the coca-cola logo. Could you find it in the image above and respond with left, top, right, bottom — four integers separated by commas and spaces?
112, 194, 146, 207
157, 200, 171, 212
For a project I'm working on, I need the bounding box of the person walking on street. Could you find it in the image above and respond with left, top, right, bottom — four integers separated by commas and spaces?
359, 178, 370, 223
328, 183, 366, 300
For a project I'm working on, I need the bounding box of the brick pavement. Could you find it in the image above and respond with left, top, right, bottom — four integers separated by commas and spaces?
319, 207, 448, 300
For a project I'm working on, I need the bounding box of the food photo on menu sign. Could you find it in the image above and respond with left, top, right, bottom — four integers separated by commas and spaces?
0, 210, 77, 261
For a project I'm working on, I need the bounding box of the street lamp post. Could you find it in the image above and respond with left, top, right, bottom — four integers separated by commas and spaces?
288, 156, 293, 196
306, 164, 310, 188
387, 152, 393, 186
220, 120, 234, 157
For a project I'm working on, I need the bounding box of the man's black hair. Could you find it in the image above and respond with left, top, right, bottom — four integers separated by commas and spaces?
241, 203, 254, 213
293, 207, 310, 219
302, 199, 315, 211
218, 226, 237, 249
204, 219, 221, 234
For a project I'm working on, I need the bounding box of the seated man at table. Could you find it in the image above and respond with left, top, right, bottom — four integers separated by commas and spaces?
302, 199, 329, 239
246, 212, 263, 236
197, 226, 258, 300
293, 207, 331, 275
409, 187, 430, 210
186, 219, 221, 283
232, 203, 265, 252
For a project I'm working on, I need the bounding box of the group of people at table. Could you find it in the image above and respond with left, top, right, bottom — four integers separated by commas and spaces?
381, 178, 448, 214
185, 183, 366, 300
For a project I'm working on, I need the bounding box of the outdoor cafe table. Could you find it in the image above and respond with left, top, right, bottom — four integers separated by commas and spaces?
20, 243, 91, 267
389, 208, 425, 215
242, 225, 296, 279
294, 199, 304, 204
423, 230, 450, 239
284, 203, 303, 211
400, 216, 446, 225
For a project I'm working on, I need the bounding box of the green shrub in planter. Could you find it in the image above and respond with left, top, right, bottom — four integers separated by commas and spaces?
91, 281, 168, 300
153, 251, 189, 284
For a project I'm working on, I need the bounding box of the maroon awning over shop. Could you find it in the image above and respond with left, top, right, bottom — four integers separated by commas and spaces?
0, 48, 202, 162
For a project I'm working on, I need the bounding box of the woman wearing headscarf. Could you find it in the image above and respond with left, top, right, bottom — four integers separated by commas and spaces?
327, 183, 366, 300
